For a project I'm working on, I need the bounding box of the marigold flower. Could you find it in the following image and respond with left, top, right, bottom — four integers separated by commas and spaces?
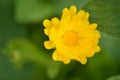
43, 6, 101, 64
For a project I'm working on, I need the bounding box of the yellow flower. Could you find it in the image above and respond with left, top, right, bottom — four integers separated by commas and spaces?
43, 6, 101, 64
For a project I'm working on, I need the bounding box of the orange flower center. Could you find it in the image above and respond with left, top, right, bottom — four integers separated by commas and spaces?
63, 31, 79, 46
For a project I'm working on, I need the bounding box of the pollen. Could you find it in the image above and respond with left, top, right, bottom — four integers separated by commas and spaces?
62, 31, 79, 46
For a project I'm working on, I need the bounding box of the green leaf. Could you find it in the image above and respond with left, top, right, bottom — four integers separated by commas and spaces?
15, 0, 53, 23
83, 0, 120, 38
107, 76, 120, 80
0, 0, 34, 80
0, 0, 25, 49
5, 39, 51, 66
0, 53, 35, 80
87, 51, 119, 80
4, 39, 61, 79
46, 62, 61, 79
100, 32, 120, 61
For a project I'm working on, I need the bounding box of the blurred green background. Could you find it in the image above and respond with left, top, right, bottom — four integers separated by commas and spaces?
0, 0, 120, 80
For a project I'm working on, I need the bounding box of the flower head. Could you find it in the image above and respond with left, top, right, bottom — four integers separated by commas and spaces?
43, 6, 101, 64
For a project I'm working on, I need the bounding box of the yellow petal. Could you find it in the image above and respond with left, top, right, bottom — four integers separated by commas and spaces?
76, 56, 87, 64
85, 12, 89, 20
78, 10, 85, 18
63, 59, 71, 64
62, 8, 70, 18
52, 50, 58, 61
51, 17, 60, 26
86, 49, 95, 57
43, 19, 52, 28
70, 5, 77, 15
44, 41, 54, 49
95, 45, 101, 52
94, 30, 101, 38
52, 50, 71, 64
90, 23, 98, 29
44, 28, 50, 36
62, 8, 69, 14
86, 45, 100, 57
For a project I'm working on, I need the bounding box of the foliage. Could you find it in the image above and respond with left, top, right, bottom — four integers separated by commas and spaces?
107, 76, 120, 80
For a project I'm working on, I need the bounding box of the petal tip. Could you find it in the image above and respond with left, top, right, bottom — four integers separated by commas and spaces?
43, 19, 51, 28
44, 41, 54, 49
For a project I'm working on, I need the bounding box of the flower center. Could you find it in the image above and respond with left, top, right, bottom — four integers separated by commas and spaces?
63, 31, 79, 46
